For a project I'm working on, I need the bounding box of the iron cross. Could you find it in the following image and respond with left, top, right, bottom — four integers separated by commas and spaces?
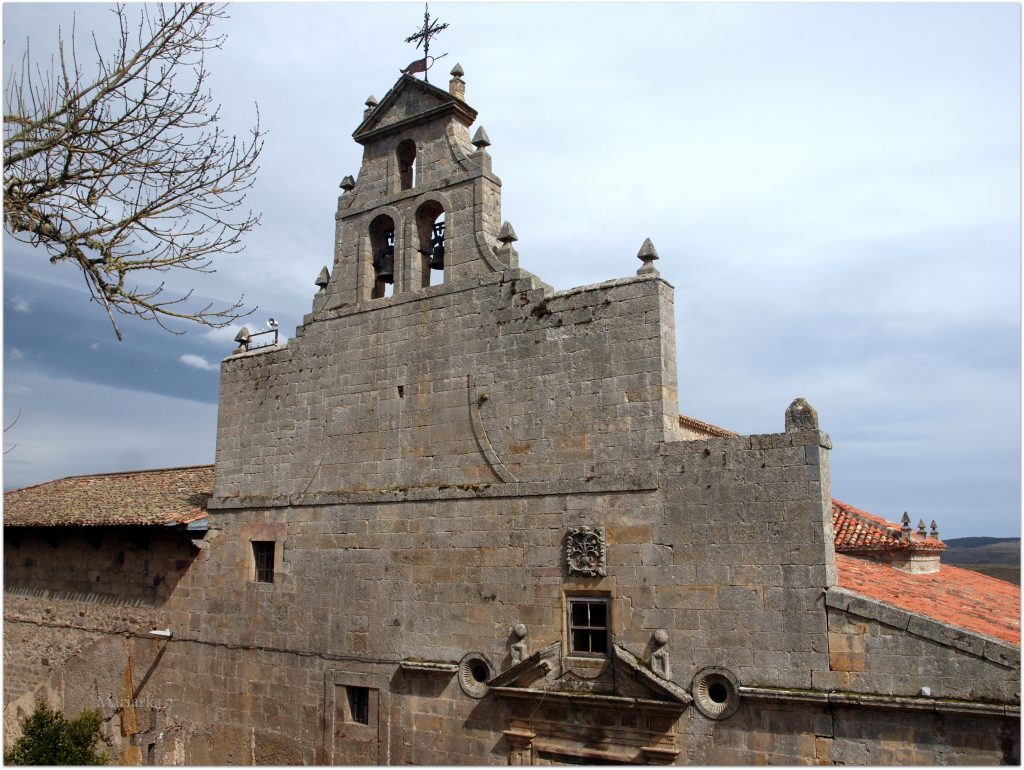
404, 4, 449, 82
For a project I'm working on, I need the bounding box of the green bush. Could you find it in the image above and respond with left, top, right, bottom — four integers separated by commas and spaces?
4, 703, 108, 765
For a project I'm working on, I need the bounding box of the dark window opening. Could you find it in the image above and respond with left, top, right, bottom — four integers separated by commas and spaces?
348, 686, 369, 725
397, 139, 416, 190
253, 541, 275, 583
568, 597, 610, 656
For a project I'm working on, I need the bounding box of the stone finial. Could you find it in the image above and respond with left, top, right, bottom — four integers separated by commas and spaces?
651, 629, 671, 679
917, 519, 927, 537
930, 520, 940, 540
784, 397, 819, 432
636, 238, 659, 275
496, 221, 519, 269
339, 175, 355, 192
449, 63, 466, 100
233, 326, 251, 353
472, 126, 491, 150
900, 512, 912, 539
364, 95, 378, 117
510, 623, 528, 665
497, 221, 518, 244
315, 266, 330, 289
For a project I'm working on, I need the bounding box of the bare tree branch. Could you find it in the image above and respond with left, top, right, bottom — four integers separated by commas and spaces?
4, 408, 22, 455
3, 3, 263, 340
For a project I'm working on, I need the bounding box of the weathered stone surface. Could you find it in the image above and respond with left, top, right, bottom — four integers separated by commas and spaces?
3, 65, 1018, 767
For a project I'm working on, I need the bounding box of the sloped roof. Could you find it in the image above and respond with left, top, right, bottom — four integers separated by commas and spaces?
837, 553, 1020, 645
3, 465, 213, 527
352, 73, 477, 144
832, 499, 945, 554
678, 414, 738, 438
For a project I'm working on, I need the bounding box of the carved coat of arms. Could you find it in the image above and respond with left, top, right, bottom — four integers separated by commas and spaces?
565, 526, 607, 577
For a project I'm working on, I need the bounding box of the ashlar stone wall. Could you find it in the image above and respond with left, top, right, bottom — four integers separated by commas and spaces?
213, 271, 679, 501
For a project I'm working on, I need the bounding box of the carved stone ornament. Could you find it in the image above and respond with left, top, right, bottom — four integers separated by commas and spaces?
565, 526, 607, 577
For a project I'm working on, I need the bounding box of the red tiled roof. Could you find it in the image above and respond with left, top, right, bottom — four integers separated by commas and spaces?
3, 465, 213, 527
678, 414, 738, 438
832, 499, 945, 553
837, 553, 1021, 646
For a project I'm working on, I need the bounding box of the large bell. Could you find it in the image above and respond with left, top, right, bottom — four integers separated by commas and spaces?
374, 231, 395, 284
428, 221, 445, 270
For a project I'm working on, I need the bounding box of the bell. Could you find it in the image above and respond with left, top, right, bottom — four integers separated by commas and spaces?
373, 229, 395, 284
428, 221, 445, 270
374, 243, 395, 284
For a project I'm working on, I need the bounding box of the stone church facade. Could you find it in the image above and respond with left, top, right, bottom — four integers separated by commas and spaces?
4, 68, 1020, 765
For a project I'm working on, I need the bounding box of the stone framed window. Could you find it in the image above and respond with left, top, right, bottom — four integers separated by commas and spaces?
326, 670, 388, 763
252, 541, 275, 583
567, 596, 610, 656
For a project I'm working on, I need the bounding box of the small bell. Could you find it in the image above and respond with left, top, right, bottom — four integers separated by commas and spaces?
374, 229, 395, 284
428, 220, 445, 270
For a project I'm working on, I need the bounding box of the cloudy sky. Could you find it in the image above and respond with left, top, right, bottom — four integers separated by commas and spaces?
3, 3, 1019, 539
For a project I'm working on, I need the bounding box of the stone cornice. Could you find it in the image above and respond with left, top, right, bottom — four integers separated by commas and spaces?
739, 685, 1019, 717
207, 475, 660, 511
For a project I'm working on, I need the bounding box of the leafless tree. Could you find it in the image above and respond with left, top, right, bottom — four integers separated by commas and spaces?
3, 4, 263, 340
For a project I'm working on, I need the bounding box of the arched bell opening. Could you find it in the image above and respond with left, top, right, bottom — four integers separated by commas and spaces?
416, 201, 445, 288
369, 214, 396, 299
397, 139, 416, 191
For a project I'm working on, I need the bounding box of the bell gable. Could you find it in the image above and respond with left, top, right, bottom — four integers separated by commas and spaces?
353, 74, 477, 145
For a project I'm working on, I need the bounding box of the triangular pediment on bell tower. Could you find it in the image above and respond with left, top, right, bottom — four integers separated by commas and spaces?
353, 73, 478, 145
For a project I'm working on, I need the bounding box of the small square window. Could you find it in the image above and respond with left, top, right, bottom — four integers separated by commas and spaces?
347, 686, 370, 725
253, 541, 275, 583
568, 597, 610, 656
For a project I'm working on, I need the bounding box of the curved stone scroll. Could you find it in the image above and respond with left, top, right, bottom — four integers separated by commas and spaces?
468, 374, 518, 483
444, 123, 509, 273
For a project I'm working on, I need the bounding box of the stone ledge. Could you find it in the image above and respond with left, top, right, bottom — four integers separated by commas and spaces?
491, 686, 686, 713
398, 660, 458, 674
207, 475, 660, 510
338, 166, 501, 219
661, 429, 832, 454
309, 268, 667, 326
740, 685, 1019, 717
825, 587, 1020, 668
222, 343, 287, 363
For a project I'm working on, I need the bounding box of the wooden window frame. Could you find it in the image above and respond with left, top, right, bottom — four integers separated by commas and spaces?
567, 596, 611, 657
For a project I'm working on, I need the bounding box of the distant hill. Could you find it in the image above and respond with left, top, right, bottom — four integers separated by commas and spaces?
943, 537, 1020, 585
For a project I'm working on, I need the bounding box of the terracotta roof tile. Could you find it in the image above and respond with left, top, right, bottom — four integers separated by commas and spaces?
832, 499, 945, 553
836, 553, 1020, 646
678, 414, 738, 438
4, 465, 213, 527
